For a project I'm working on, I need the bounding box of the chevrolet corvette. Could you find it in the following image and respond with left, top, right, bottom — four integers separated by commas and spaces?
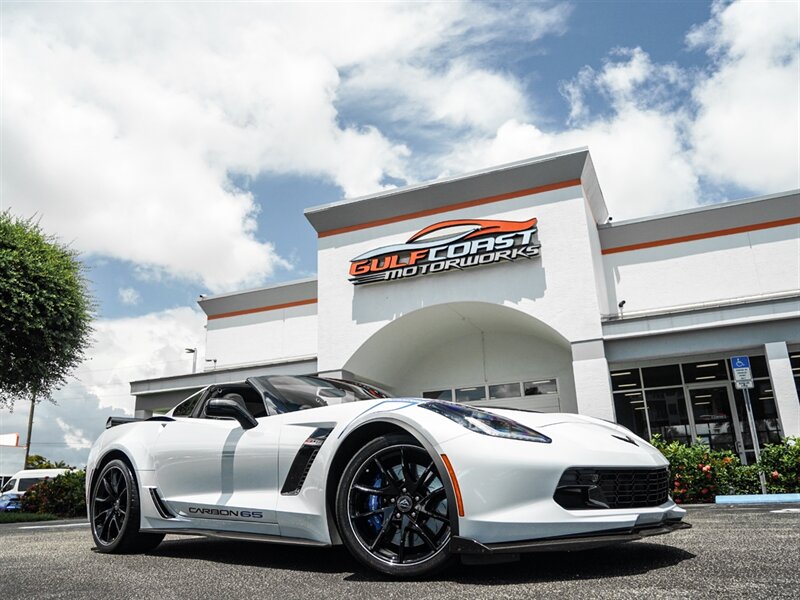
86, 375, 689, 577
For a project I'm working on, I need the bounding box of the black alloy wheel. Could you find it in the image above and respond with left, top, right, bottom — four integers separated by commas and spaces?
336, 434, 454, 577
90, 459, 164, 553
92, 463, 129, 546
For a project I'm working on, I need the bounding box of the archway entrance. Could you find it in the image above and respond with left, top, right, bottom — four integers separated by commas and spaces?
343, 302, 577, 413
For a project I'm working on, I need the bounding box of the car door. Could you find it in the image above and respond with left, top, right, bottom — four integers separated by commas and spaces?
149, 381, 281, 533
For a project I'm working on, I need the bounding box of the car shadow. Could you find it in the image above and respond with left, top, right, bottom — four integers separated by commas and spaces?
148, 537, 695, 583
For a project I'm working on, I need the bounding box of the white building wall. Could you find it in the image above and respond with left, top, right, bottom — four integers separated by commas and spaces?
603, 223, 800, 314
205, 303, 318, 369
395, 331, 577, 413
316, 185, 607, 372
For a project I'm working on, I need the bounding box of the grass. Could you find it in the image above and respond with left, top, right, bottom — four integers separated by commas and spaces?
0, 512, 60, 524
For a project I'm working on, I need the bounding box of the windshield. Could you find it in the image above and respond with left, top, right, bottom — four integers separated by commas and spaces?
260, 376, 389, 414
1, 479, 15, 493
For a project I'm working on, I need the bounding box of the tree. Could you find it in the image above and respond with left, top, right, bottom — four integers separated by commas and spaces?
0, 211, 93, 418
25, 454, 73, 470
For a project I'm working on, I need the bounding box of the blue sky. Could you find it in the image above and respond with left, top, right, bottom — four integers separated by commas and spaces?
1, 0, 798, 468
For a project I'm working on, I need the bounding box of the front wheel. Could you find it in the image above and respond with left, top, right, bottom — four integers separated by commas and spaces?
90, 459, 164, 553
336, 434, 454, 577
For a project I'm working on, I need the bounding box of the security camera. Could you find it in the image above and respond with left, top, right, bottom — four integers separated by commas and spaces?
618, 300, 626, 308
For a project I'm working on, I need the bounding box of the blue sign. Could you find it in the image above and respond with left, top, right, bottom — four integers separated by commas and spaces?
731, 356, 750, 369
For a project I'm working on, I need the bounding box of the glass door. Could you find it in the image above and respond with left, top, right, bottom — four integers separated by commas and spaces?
687, 384, 746, 462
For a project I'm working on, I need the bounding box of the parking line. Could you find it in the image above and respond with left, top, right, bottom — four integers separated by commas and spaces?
18, 522, 90, 530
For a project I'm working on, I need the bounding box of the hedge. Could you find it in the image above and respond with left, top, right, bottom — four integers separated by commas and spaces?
21, 470, 86, 517
651, 436, 800, 503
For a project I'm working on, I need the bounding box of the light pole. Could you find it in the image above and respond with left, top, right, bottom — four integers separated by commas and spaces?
185, 348, 197, 373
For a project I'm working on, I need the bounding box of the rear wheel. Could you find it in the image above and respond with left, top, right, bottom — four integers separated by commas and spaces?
336, 434, 454, 577
90, 459, 164, 553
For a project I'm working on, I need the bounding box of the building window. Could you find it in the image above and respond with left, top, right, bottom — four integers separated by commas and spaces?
489, 383, 521, 399
641, 364, 681, 388
613, 391, 648, 439
682, 360, 728, 384
610, 354, 781, 464
523, 379, 558, 396
645, 387, 691, 445
455, 386, 486, 402
423, 389, 453, 401
422, 377, 559, 405
610, 369, 641, 391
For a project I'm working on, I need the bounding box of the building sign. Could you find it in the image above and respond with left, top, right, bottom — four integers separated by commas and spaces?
349, 217, 540, 285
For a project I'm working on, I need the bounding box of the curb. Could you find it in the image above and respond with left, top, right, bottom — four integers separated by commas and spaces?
715, 493, 800, 505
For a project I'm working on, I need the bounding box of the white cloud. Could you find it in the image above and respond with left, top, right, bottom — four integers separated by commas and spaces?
442, 47, 698, 219
1, 2, 570, 292
56, 418, 92, 451
439, 1, 799, 220
77, 307, 207, 410
688, 0, 800, 192
118, 287, 141, 306
0, 307, 207, 470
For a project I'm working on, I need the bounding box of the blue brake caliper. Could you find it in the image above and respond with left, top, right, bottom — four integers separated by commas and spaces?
367, 473, 383, 533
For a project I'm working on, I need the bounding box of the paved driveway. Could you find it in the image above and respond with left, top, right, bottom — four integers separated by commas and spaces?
1, 505, 798, 599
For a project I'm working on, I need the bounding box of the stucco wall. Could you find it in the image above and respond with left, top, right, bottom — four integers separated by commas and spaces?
205, 302, 318, 369
603, 223, 800, 314
316, 184, 608, 374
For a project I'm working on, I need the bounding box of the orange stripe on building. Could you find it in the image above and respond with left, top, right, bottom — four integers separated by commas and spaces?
207, 298, 318, 320
317, 179, 582, 238
601, 216, 800, 255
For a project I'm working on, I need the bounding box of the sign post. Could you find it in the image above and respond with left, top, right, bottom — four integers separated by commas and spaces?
730, 356, 766, 494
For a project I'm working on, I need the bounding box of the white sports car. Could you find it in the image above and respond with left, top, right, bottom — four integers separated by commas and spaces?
86, 375, 690, 577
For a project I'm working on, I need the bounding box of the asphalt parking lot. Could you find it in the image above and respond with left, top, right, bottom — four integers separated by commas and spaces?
1, 505, 798, 600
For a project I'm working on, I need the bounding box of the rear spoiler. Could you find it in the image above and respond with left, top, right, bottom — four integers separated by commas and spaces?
105, 416, 174, 429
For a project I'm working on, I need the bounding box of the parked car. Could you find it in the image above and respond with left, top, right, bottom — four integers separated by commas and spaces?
0, 492, 23, 512
0, 469, 70, 495
87, 374, 689, 577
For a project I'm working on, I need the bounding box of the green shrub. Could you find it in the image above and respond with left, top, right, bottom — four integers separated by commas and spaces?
21, 470, 86, 517
651, 435, 745, 503
756, 437, 800, 493
0, 512, 59, 524
651, 435, 800, 502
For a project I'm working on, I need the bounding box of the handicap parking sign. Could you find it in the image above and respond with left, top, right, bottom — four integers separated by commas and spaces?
731, 356, 750, 369
730, 356, 752, 382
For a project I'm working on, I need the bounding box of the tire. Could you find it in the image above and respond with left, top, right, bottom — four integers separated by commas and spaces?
90, 459, 165, 553
336, 434, 455, 577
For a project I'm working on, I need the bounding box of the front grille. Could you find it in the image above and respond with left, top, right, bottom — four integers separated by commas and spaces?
554, 467, 669, 510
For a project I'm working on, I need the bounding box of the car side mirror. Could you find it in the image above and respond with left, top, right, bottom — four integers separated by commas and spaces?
206, 399, 258, 430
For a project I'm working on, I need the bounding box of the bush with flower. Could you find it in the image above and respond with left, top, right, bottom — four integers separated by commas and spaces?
21, 470, 86, 517
756, 437, 800, 493
651, 435, 800, 502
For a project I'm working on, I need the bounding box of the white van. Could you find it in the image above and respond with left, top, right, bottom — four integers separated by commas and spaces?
0, 469, 70, 494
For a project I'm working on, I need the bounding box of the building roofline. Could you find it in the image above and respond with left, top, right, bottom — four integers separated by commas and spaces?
304, 147, 609, 235
198, 278, 318, 318
198, 276, 318, 303
598, 189, 800, 229
598, 189, 800, 255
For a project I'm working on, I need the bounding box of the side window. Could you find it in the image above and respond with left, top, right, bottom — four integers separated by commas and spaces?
1, 479, 16, 493
172, 389, 206, 417
19, 478, 43, 492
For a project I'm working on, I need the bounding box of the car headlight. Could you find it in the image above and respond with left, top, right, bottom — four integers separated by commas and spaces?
420, 401, 551, 443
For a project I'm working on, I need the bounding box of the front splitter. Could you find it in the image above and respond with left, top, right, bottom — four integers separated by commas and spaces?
450, 519, 691, 555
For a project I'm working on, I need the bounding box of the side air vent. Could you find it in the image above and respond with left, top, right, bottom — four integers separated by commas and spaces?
149, 488, 176, 519
281, 428, 333, 496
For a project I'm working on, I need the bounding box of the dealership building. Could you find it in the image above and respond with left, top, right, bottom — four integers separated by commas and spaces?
131, 148, 800, 464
